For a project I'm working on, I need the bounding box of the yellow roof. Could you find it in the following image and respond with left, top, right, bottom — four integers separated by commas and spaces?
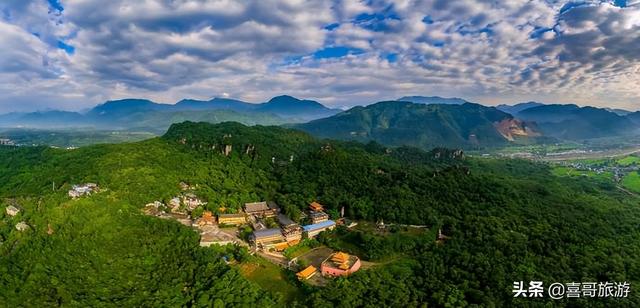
338, 263, 350, 270
219, 213, 245, 219
309, 202, 324, 211
275, 242, 289, 251
331, 252, 350, 263
296, 265, 317, 279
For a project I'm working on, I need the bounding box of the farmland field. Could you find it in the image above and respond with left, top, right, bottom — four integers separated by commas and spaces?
622, 171, 640, 193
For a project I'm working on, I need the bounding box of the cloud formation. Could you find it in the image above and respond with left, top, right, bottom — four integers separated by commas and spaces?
0, 0, 638, 112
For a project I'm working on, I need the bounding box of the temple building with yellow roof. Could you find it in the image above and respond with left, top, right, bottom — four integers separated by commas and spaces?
321, 251, 361, 277
309, 201, 324, 212
296, 265, 318, 280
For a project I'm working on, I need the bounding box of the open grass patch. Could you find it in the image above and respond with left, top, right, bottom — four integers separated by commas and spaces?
617, 155, 640, 166
235, 256, 302, 305
622, 171, 640, 193
551, 166, 612, 181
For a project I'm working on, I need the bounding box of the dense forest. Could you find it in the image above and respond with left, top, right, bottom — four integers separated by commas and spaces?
1, 121, 639, 307
294, 101, 541, 149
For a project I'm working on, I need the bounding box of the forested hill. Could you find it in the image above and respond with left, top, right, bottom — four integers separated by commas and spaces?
1, 121, 639, 306
294, 101, 540, 150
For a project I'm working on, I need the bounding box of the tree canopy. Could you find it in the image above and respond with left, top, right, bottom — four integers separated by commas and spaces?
1, 121, 639, 307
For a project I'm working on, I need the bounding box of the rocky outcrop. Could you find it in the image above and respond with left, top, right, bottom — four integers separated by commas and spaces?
494, 118, 540, 141
431, 148, 465, 160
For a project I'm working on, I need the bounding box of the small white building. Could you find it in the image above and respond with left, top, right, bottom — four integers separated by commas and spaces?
183, 194, 206, 211
5, 205, 20, 217
68, 183, 99, 199
15, 221, 29, 231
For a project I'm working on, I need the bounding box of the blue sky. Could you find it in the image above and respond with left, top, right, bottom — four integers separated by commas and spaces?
0, 0, 639, 112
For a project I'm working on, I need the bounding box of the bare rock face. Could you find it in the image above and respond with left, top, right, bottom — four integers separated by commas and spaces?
452, 149, 464, 159
245, 144, 255, 155
431, 148, 465, 160
494, 118, 540, 141
223, 144, 232, 156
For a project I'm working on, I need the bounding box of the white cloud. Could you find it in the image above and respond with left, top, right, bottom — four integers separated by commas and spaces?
0, 0, 638, 113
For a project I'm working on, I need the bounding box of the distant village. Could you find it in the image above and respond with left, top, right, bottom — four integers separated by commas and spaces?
0, 136, 78, 149
558, 161, 637, 183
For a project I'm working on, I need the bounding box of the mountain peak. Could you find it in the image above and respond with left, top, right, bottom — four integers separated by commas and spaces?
101, 98, 155, 106
296, 100, 526, 149
268, 95, 298, 102
266, 95, 323, 107
90, 99, 167, 116
258, 95, 338, 120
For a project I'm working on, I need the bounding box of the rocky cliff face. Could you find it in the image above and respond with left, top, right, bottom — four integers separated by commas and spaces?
430, 148, 465, 160
494, 118, 540, 141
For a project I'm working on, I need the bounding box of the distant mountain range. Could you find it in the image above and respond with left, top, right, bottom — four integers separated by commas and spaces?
0, 95, 340, 132
175, 98, 257, 112
2, 94, 640, 149
173, 95, 339, 120
295, 101, 540, 149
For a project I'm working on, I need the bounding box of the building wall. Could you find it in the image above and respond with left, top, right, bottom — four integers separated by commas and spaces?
246, 209, 277, 217
285, 232, 302, 242
321, 258, 361, 277
306, 225, 335, 238
350, 258, 362, 273
321, 264, 349, 277
255, 234, 284, 244
311, 216, 328, 224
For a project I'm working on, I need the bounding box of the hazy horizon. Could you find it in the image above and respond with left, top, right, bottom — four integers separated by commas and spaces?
2, 94, 635, 115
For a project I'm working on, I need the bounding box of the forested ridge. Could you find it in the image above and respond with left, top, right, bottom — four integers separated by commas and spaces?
294, 101, 534, 149
1, 121, 639, 307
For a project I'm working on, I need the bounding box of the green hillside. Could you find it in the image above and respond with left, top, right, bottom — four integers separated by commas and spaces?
1, 122, 639, 306
295, 101, 533, 149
